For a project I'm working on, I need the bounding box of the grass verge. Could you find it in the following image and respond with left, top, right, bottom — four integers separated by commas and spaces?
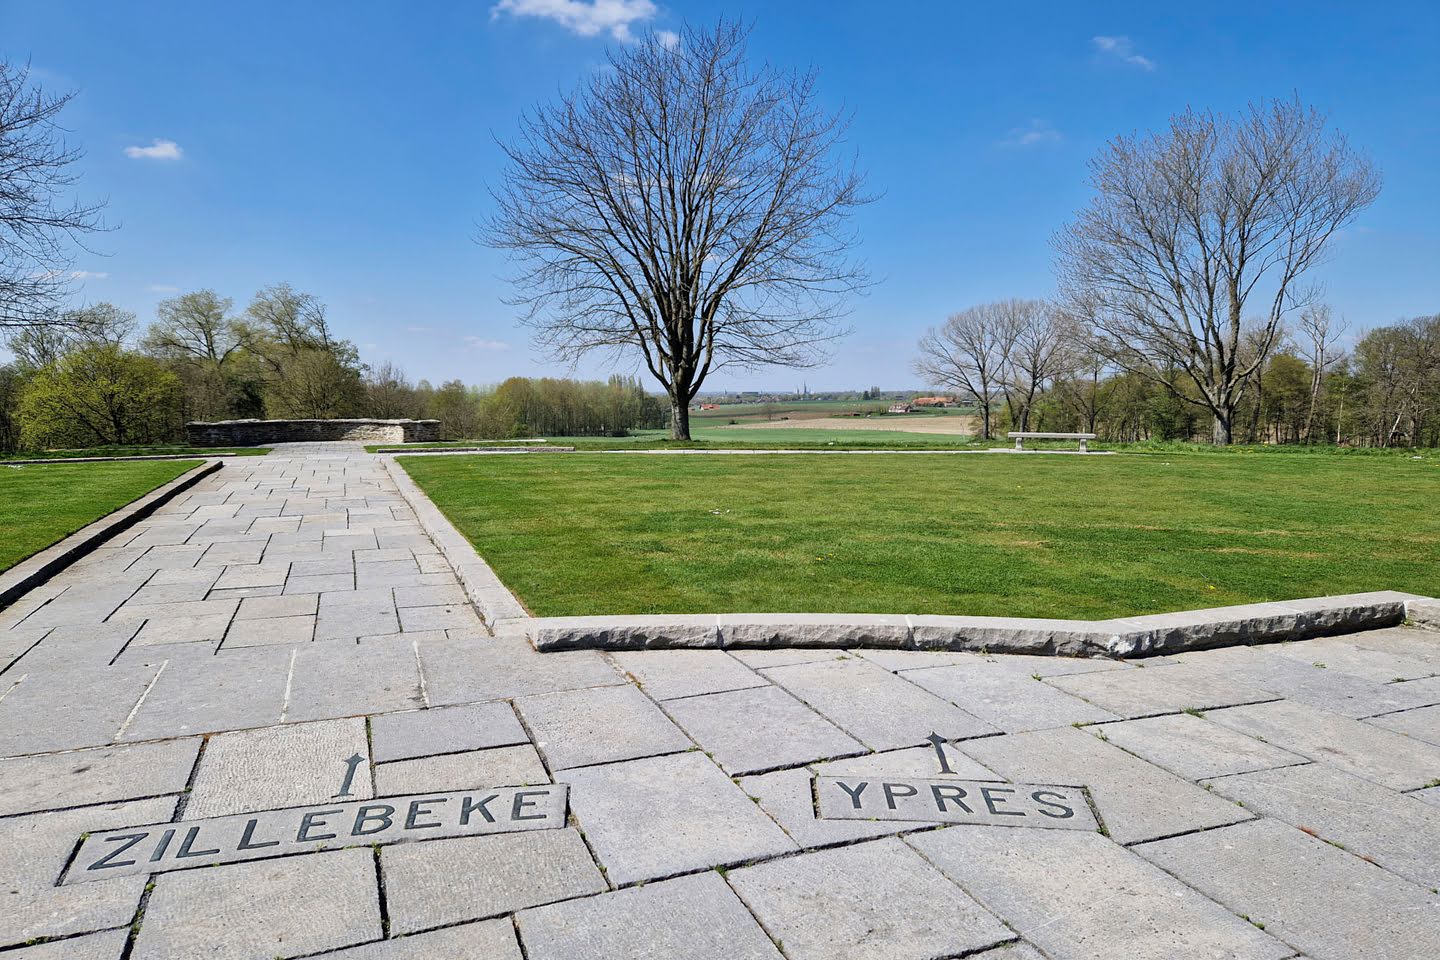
399, 451, 1440, 619
0, 460, 200, 572
1, 445, 268, 460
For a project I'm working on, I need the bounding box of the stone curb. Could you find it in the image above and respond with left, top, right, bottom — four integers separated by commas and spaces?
520, 591, 1435, 659
0, 459, 224, 612
380, 455, 530, 626
0, 452, 250, 465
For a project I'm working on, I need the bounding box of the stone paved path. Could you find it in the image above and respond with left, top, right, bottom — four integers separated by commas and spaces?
2, 444, 1439, 959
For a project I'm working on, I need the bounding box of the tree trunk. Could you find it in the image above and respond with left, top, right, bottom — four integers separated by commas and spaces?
670, 397, 691, 441
1212, 410, 1234, 445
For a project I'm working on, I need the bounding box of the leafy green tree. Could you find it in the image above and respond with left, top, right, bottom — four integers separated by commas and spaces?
18, 343, 182, 447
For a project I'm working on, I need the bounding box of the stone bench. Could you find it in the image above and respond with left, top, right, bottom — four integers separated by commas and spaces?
1007, 431, 1097, 452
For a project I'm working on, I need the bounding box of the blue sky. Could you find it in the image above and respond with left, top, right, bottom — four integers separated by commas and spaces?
4, 1, 1437, 390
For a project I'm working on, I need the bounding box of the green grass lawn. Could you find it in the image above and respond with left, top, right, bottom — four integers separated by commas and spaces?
0, 460, 200, 572
1, 445, 268, 460
400, 451, 1440, 619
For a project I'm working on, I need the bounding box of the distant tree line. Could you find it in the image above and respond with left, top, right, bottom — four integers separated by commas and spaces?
0, 285, 670, 451
916, 299, 1440, 447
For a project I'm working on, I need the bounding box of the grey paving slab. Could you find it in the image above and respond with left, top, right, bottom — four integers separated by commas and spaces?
397, 602, 482, 632
287, 572, 355, 594
370, 702, 528, 762
730, 648, 846, 668
515, 683, 691, 770
663, 685, 865, 774
391, 583, 467, 608
728, 838, 1012, 960
856, 648, 1131, 676
131, 611, 234, 646
420, 638, 617, 704
910, 827, 1293, 960
133, 849, 381, 960
565, 751, 798, 885
1262, 634, 1438, 683
1366, 702, 1440, 745
905, 661, 1119, 732
5, 929, 130, 960
382, 827, 605, 935
1200, 645, 1440, 718
375, 744, 549, 795
1088, 712, 1307, 780
202, 539, 267, 565
1205, 698, 1440, 790
739, 767, 921, 847
235, 592, 318, 620
960, 726, 1253, 844
764, 656, 998, 750
186, 718, 371, 818
312, 919, 521, 959
0, 661, 158, 756
222, 614, 314, 647
608, 648, 769, 700
518, 871, 782, 960
1413, 786, 1440, 808
127, 579, 216, 605
1203, 762, 1440, 888
1045, 660, 1276, 718
288, 554, 356, 578
1350, 625, 1440, 669
285, 635, 424, 722
120, 646, 292, 741
1136, 818, 1440, 960
315, 590, 399, 640
0, 738, 199, 816
110, 597, 239, 623
0, 797, 175, 948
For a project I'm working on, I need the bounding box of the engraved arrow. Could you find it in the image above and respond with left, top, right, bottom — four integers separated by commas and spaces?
336, 753, 365, 797
925, 732, 955, 775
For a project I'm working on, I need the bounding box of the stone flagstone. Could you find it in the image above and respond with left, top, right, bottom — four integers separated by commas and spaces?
763, 656, 998, 749
381, 828, 605, 934
132, 848, 381, 960
185, 717, 371, 819
1136, 818, 1440, 960
0, 738, 199, 816
1083, 712, 1306, 781
369, 701, 529, 762
662, 684, 865, 775
959, 726, 1253, 844
564, 751, 797, 885
728, 837, 1013, 960
909, 827, 1293, 960
1201, 762, 1440, 888
1204, 698, 1440, 790
517, 871, 783, 960
515, 683, 691, 770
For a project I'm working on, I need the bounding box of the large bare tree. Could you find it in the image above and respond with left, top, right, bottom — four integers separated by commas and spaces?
488, 21, 869, 439
1055, 98, 1380, 444
1000, 299, 1069, 432
1, 60, 105, 329
1296, 303, 1346, 442
914, 302, 1019, 440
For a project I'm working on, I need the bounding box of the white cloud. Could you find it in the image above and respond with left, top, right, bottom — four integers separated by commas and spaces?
1002, 119, 1062, 147
124, 139, 184, 160
656, 29, 680, 50
1092, 35, 1156, 71
149, 284, 181, 294
491, 0, 658, 42
405, 325, 435, 334
463, 336, 511, 351
70, 270, 110, 280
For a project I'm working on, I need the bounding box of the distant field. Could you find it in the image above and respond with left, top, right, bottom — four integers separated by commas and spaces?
370, 425, 981, 452
401, 451, 1440, 619
727, 415, 977, 435
0, 460, 200, 573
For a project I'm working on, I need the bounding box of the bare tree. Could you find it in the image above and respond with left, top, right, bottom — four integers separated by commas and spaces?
1, 61, 106, 329
1056, 97, 1380, 444
487, 20, 869, 439
1296, 303, 1346, 442
7, 301, 133, 370
914, 302, 1017, 440
1001, 299, 1069, 432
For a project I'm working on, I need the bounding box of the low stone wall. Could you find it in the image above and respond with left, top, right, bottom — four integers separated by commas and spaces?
185, 419, 441, 446
514, 591, 1435, 658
